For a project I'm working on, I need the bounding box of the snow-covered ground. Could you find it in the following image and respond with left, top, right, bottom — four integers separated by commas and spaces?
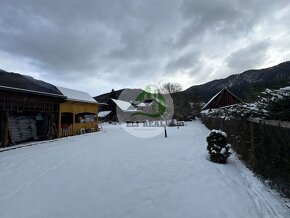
0, 120, 289, 218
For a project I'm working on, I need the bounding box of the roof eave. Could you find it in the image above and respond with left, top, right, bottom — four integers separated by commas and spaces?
0, 85, 66, 99
65, 98, 100, 104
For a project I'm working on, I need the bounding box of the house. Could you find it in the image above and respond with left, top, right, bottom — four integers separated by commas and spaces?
112, 98, 166, 122
98, 110, 111, 122
201, 88, 243, 111
0, 70, 65, 147
57, 87, 100, 137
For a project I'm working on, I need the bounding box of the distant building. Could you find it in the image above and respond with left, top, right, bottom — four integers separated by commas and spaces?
136, 99, 160, 114
201, 88, 243, 111
56, 87, 101, 137
112, 98, 165, 122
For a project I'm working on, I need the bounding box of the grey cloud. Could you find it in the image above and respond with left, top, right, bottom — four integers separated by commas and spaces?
174, 0, 289, 48
165, 50, 200, 74
226, 41, 270, 73
0, 0, 180, 80
0, 0, 289, 94
108, 30, 153, 60
175, 0, 248, 48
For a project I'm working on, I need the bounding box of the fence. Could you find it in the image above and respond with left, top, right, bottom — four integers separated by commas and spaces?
201, 116, 290, 198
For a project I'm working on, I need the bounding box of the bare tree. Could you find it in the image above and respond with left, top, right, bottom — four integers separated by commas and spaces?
161, 82, 183, 94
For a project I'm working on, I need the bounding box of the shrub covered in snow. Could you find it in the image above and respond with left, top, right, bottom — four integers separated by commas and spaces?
201, 103, 264, 120
206, 130, 231, 163
201, 86, 290, 121
258, 87, 290, 121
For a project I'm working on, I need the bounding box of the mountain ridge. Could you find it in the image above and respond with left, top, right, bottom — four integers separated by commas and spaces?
95, 61, 290, 104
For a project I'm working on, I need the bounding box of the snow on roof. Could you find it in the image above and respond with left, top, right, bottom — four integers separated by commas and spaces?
280, 86, 290, 91
57, 86, 97, 104
0, 70, 64, 98
112, 99, 136, 111
98, 111, 111, 117
123, 109, 141, 112
138, 102, 146, 107
201, 90, 222, 111
201, 88, 243, 111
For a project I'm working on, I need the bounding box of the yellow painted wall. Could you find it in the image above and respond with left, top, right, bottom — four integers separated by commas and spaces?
58, 101, 99, 137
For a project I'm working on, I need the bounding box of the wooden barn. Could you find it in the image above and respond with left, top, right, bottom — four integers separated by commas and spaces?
202, 88, 243, 110
57, 87, 100, 137
0, 70, 65, 147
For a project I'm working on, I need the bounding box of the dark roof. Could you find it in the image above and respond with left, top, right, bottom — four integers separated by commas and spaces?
142, 99, 154, 103
202, 88, 243, 110
0, 69, 65, 98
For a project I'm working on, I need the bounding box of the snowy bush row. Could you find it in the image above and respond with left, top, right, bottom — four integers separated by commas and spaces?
201, 86, 290, 121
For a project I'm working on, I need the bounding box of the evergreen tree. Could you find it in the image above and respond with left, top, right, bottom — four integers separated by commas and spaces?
258, 88, 290, 121
107, 89, 117, 121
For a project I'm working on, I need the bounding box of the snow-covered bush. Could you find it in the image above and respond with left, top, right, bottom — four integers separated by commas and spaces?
201, 103, 265, 120
207, 130, 231, 163
257, 87, 290, 121
201, 86, 290, 121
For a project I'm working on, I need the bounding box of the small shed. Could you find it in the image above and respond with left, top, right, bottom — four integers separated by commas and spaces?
202, 88, 243, 111
0, 70, 65, 147
57, 87, 100, 137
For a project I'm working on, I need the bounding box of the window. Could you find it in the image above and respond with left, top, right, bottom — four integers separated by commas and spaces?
61, 112, 73, 124
75, 113, 96, 123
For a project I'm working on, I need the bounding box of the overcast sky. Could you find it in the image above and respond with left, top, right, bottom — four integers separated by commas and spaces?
1, 0, 290, 96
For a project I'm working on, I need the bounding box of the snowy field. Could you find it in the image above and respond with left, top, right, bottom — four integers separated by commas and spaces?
0, 120, 289, 218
